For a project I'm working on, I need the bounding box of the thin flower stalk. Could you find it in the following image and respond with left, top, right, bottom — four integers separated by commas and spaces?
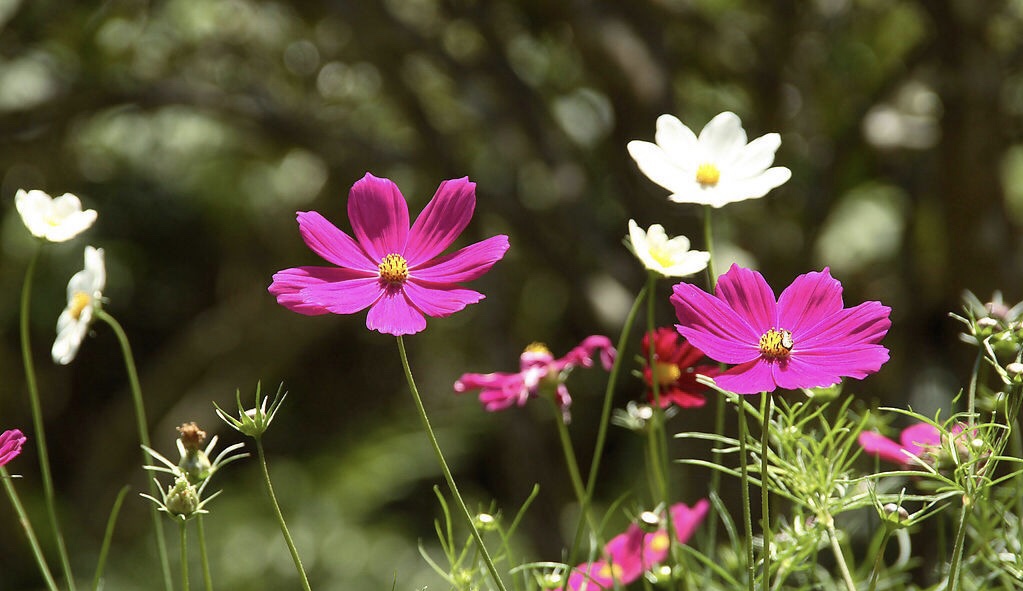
255, 436, 312, 591
826, 517, 857, 591
643, 272, 676, 561
760, 391, 772, 586
20, 250, 76, 591
736, 397, 755, 591
2, 466, 59, 591
704, 204, 727, 558
179, 521, 190, 591
93, 308, 174, 591
196, 516, 213, 591
397, 336, 508, 591
92, 486, 130, 591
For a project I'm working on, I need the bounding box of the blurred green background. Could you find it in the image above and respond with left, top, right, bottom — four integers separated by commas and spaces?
2, 0, 1022, 588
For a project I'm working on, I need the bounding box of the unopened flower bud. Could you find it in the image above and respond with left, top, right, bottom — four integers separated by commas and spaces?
473, 513, 498, 532
166, 477, 200, 517
1007, 362, 1023, 380
650, 564, 676, 585
177, 423, 212, 483
639, 510, 661, 533
540, 572, 563, 589
882, 503, 909, 530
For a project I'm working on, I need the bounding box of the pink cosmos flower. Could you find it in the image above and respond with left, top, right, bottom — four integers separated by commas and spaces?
454, 336, 615, 418
671, 264, 890, 395
568, 499, 709, 590
859, 422, 964, 467
0, 429, 26, 467
269, 173, 510, 336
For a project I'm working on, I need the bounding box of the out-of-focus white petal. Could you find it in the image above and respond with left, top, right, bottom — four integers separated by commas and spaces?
15, 189, 97, 242
628, 220, 709, 278
52, 246, 105, 364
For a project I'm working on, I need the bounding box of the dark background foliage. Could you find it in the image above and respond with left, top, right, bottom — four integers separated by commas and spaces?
1, 0, 1022, 588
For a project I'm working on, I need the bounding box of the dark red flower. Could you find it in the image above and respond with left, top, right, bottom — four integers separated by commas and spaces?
641, 328, 719, 408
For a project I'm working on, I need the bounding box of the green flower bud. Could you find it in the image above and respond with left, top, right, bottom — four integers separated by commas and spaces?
166, 477, 200, 517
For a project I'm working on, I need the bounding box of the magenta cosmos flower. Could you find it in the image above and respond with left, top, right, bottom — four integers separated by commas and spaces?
568, 499, 709, 590
454, 336, 615, 418
269, 173, 510, 336
0, 429, 26, 467
671, 264, 890, 395
859, 422, 964, 467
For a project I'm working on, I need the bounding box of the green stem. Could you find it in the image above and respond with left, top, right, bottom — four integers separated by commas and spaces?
396, 336, 508, 591
196, 515, 213, 591
179, 521, 189, 591
94, 309, 174, 591
255, 437, 312, 591
966, 348, 983, 427
550, 399, 588, 509
92, 485, 130, 591
826, 517, 857, 591
2, 467, 60, 591
736, 398, 755, 591
703, 204, 724, 558
867, 531, 892, 591
946, 498, 971, 591
703, 205, 717, 286
760, 392, 771, 585
20, 249, 76, 591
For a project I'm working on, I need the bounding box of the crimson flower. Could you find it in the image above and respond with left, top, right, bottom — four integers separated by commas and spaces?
269, 173, 510, 336
0, 429, 26, 467
454, 336, 615, 418
568, 500, 709, 590
671, 264, 890, 395
859, 422, 964, 467
641, 327, 719, 408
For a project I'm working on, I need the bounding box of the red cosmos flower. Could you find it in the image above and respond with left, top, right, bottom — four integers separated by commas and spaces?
641, 328, 719, 408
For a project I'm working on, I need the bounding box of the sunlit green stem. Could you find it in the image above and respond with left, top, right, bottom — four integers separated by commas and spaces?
704, 204, 724, 556
826, 517, 856, 591
703, 205, 717, 285
2, 467, 59, 591
20, 249, 76, 591
867, 530, 893, 591
92, 485, 130, 591
550, 399, 587, 509
760, 391, 772, 584
396, 336, 508, 591
94, 309, 174, 591
179, 521, 189, 591
255, 437, 312, 591
966, 348, 983, 428
946, 498, 971, 591
196, 515, 213, 591
736, 397, 755, 591
644, 271, 677, 557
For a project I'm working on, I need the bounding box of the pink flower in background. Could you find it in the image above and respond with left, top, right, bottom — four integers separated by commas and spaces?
455, 336, 615, 418
568, 499, 709, 590
671, 264, 890, 395
269, 173, 510, 336
0, 429, 26, 467
859, 422, 963, 467
641, 328, 719, 408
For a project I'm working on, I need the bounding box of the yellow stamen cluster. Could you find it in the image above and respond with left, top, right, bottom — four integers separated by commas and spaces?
652, 361, 682, 385
378, 253, 409, 284
695, 163, 721, 187
759, 328, 794, 360
523, 342, 552, 356
69, 292, 91, 320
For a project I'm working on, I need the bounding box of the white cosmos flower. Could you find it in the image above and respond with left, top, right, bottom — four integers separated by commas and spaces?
628, 220, 709, 278
52, 246, 105, 365
627, 112, 791, 208
15, 189, 97, 242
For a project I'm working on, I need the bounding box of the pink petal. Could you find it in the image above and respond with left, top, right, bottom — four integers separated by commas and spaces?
568, 562, 613, 591
672, 282, 761, 365
405, 177, 476, 266
403, 281, 484, 317
0, 429, 26, 466
671, 499, 710, 544
776, 268, 844, 336
714, 358, 777, 394
900, 423, 941, 456
660, 388, 707, 408
366, 288, 427, 335
269, 267, 378, 315
297, 211, 376, 270
347, 173, 409, 262
411, 235, 510, 283
784, 344, 890, 383
714, 264, 777, 334
858, 431, 909, 465
771, 356, 844, 391
795, 301, 891, 350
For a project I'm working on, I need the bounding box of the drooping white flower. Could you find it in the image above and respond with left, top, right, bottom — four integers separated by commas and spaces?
627, 112, 791, 208
628, 220, 709, 278
52, 246, 105, 365
15, 189, 97, 242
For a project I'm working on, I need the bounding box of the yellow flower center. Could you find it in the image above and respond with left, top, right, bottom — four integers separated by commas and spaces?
69, 292, 91, 320
524, 342, 552, 356
652, 361, 681, 385
759, 328, 794, 360
649, 531, 669, 552
597, 562, 624, 580
695, 163, 721, 187
377, 253, 409, 284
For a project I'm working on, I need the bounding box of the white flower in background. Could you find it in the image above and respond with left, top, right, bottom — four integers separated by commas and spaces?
15, 189, 97, 242
52, 246, 105, 365
628, 220, 709, 278
627, 112, 791, 208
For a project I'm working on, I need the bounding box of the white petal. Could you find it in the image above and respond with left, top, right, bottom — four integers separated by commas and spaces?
627, 141, 693, 195
698, 112, 747, 162
663, 250, 711, 277
654, 114, 699, 163
52, 310, 88, 365
729, 133, 782, 177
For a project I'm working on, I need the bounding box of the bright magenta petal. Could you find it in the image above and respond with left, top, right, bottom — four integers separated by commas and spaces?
297, 211, 376, 270
412, 235, 510, 283
269, 267, 377, 315
672, 282, 761, 364
797, 300, 891, 350
366, 288, 427, 335
405, 177, 476, 266
347, 173, 409, 261
777, 268, 844, 336
779, 345, 889, 390
671, 499, 710, 544
714, 264, 777, 334
858, 431, 908, 465
403, 281, 485, 317
900, 423, 941, 456
0, 429, 26, 467
714, 358, 776, 394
